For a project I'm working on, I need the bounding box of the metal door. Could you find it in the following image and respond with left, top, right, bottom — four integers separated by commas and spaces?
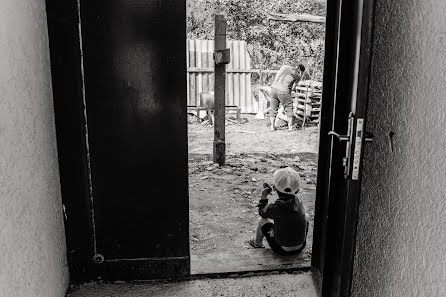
79, 0, 189, 280
312, 0, 376, 296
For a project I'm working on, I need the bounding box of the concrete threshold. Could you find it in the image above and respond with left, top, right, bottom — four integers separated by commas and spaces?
68, 270, 318, 297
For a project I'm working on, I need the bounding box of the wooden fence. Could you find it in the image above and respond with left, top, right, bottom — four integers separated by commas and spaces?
187, 39, 256, 113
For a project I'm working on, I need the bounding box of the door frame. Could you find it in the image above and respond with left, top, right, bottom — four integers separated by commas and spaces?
312, 0, 376, 296
45, 0, 96, 282
46, 0, 376, 288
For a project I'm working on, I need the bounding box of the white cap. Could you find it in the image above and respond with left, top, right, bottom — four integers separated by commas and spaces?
273, 167, 301, 194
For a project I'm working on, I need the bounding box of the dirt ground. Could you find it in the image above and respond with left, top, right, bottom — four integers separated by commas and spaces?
188, 114, 320, 273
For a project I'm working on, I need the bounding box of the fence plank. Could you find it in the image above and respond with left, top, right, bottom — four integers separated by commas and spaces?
233, 41, 240, 110
186, 39, 190, 105
201, 40, 209, 94
208, 40, 215, 95
226, 40, 232, 106
189, 39, 196, 106
196, 40, 203, 102
243, 43, 254, 113
239, 41, 246, 113
188, 68, 259, 73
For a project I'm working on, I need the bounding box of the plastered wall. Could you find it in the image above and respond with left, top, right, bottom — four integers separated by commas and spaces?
352, 0, 446, 296
0, 0, 69, 296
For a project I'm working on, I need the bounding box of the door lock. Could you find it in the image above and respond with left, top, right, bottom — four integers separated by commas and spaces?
329, 113, 355, 178
329, 114, 374, 179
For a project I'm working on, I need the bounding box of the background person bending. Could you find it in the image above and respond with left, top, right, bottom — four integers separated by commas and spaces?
269, 65, 301, 131
298, 64, 311, 81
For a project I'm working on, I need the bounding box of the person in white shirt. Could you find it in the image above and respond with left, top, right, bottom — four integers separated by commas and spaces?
269, 65, 301, 131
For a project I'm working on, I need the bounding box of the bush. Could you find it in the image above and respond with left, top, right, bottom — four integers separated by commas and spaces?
187, 0, 326, 81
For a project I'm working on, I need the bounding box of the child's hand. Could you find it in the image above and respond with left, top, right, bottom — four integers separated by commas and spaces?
262, 183, 273, 196
261, 188, 271, 196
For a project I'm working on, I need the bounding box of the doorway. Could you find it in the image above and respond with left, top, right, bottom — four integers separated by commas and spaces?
186, 1, 326, 274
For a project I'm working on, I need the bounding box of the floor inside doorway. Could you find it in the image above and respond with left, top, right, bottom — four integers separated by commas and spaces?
68, 271, 318, 297
188, 115, 319, 274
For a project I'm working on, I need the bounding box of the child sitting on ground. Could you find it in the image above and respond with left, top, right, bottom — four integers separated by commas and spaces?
248, 167, 309, 255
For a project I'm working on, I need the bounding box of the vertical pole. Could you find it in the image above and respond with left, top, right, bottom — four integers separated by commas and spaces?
213, 15, 226, 165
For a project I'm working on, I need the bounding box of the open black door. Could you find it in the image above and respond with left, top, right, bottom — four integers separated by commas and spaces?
79, 0, 189, 280
312, 0, 376, 296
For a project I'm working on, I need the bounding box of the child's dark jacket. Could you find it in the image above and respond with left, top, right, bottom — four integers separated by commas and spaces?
258, 195, 307, 247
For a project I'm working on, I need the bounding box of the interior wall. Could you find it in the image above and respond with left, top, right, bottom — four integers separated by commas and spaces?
352, 0, 446, 296
0, 0, 69, 296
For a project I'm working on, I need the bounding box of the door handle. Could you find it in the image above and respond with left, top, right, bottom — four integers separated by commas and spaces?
328, 131, 349, 142
329, 131, 373, 142
328, 113, 355, 179
328, 130, 351, 174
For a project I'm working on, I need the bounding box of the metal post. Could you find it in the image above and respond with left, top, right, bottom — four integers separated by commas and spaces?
213, 15, 226, 165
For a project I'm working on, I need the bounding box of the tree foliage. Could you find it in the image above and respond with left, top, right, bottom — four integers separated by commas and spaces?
187, 0, 326, 81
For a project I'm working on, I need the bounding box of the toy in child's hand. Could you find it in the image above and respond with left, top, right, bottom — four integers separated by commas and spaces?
262, 182, 273, 195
